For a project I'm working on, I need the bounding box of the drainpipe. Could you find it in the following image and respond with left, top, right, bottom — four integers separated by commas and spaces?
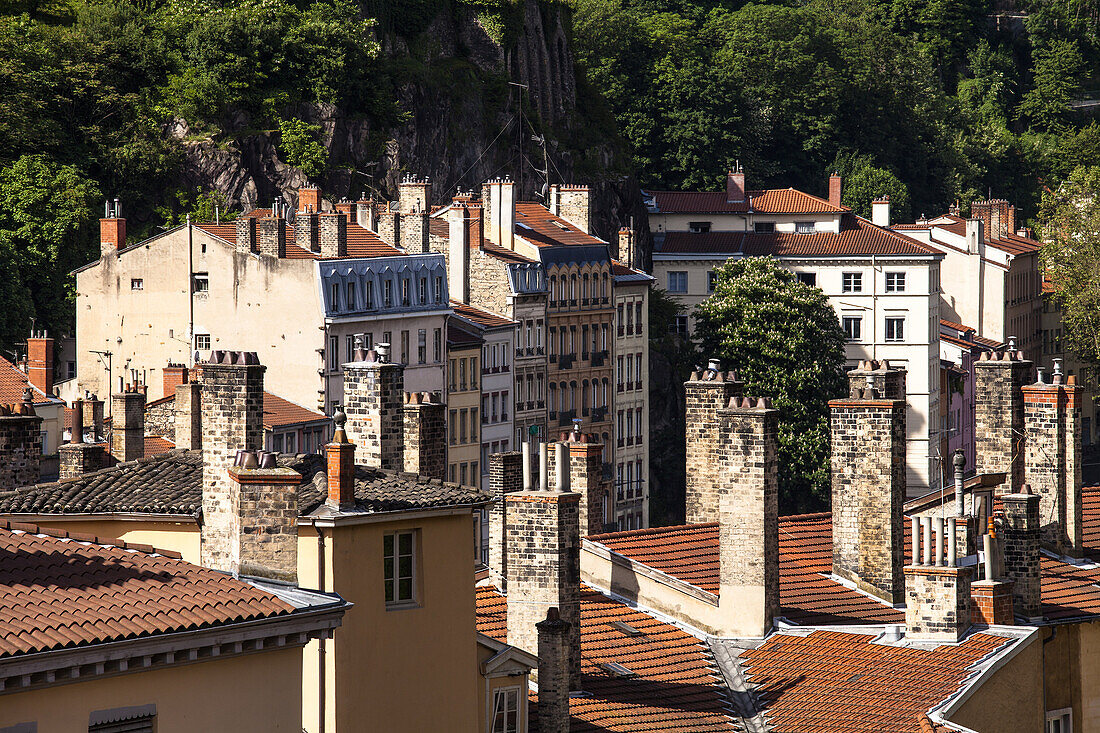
317, 527, 327, 733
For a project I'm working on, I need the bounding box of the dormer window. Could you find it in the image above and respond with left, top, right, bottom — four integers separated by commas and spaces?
688, 221, 711, 233
795, 221, 815, 234
754, 222, 775, 233
346, 282, 356, 309
419, 276, 427, 305
434, 275, 443, 304
401, 278, 410, 306
384, 279, 393, 307
331, 282, 340, 310
364, 281, 374, 309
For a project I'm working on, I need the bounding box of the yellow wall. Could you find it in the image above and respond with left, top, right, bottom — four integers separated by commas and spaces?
10, 519, 201, 563
0, 646, 303, 731
950, 633, 1044, 732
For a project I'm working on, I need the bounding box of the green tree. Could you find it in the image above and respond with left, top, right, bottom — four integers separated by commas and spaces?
1018, 39, 1085, 131
0, 154, 100, 352
830, 151, 912, 220
1039, 166, 1100, 365
278, 117, 328, 179
693, 257, 846, 512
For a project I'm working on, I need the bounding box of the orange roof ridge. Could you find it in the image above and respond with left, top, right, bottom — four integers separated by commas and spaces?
779, 511, 833, 523
587, 522, 717, 542
0, 518, 183, 559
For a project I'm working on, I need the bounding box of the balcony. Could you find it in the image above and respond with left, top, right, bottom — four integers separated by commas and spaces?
536, 347, 545, 356
591, 407, 608, 422
536, 400, 545, 409
601, 297, 610, 305
602, 462, 614, 480
549, 410, 557, 420
525, 347, 536, 356
515, 348, 524, 358
558, 410, 576, 426
591, 352, 606, 368
559, 354, 575, 370
582, 406, 590, 417
582, 351, 590, 361
618, 326, 624, 337
550, 353, 557, 363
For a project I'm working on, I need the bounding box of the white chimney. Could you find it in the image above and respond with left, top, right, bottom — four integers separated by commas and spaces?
871, 196, 891, 227
965, 218, 983, 255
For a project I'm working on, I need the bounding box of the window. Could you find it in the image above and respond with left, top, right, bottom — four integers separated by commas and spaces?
707, 271, 717, 293
460, 409, 468, 443
383, 531, 416, 605
688, 221, 711, 233
843, 316, 862, 341
194, 333, 211, 351
400, 330, 409, 364
346, 334, 355, 362
331, 282, 340, 310
460, 359, 467, 390
754, 222, 775, 233
384, 279, 393, 307
435, 275, 444, 303
671, 315, 688, 336
796, 272, 817, 286
131, 278, 143, 290
346, 281, 356, 309
383, 330, 391, 349
668, 271, 688, 293
401, 278, 410, 306
491, 688, 521, 733
89, 704, 157, 733
449, 409, 457, 444
329, 335, 339, 371
364, 281, 374, 309
434, 328, 442, 362
193, 273, 210, 292
417, 329, 427, 364
1047, 708, 1072, 733
885, 317, 905, 342
635, 302, 643, 333
842, 272, 862, 293
419, 276, 427, 305
795, 221, 815, 234
885, 272, 906, 292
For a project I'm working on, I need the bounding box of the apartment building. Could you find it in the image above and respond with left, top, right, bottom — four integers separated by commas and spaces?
1040, 283, 1100, 445
1, 346, 64, 479
938, 319, 1001, 473
647, 172, 943, 493
447, 321, 483, 489
428, 180, 650, 528
73, 190, 449, 418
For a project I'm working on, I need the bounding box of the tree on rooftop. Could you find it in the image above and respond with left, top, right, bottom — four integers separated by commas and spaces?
692, 257, 846, 513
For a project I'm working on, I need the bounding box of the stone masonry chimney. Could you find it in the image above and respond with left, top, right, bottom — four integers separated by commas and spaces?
558, 423, 606, 535
448, 198, 476, 304
401, 211, 430, 254
319, 211, 347, 258
617, 227, 636, 269
1002, 485, 1042, 621
828, 174, 842, 209
357, 197, 376, 231
905, 516, 975, 642
548, 185, 591, 234
684, 361, 743, 524
335, 200, 355, 224
717, 395, 780, 638
110, 385, 145, 463
82, 395, 104, 442
26, 331, 53, 396
974, 348, 1032, 494
100, 199, 126, 255
488, 450, 523, 589
296, 210, 320, 253
257, 214, 287, 258
0, 399, 42, 490
506, 442, 581, 688
343, 347, 404, 471
402, 391, 446, 479
235, 216, 258, 255
871, 196, 891, 227
726, 165, 746, 204
397, 176, 431, 214
846, 360, 906, 401
325, 409, 356, 511
1023, 366, 1083, 555
830, 382, 906, 604
175, 381, 202, 450
536, 607, 572, 733
482, 179, 515, 250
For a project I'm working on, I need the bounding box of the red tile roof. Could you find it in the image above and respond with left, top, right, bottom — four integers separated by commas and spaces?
920, 216, 1041, 256
0, 357, 54, 406
737, 629, 1010, 733
475, 584, 737, 732
450, 301, 516, 329
196, 220, 403, 259
0, 520, 293, 658
143, 435, 175, 458
647, 188, 846, 215
514, 203, 607, 248
261, 392, 327, 430
658, 215, 937, 257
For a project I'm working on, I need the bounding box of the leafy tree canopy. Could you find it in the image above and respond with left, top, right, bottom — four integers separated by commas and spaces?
692, 257, 846, 512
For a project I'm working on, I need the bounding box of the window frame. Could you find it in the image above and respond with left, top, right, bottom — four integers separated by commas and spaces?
668, 271, 688, 293
383, 530, 418, 608
885, 271, 906, 293
1046, 708, 1072, 733
843, 316, 862, 341
194, 333, 211, 351
842, 272, 862, 293
884, 316, 905, 342
490, 686, 523, 733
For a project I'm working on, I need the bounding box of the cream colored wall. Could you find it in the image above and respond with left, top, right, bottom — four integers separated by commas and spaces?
649, 212, 842, 234
0, 518, 201, 563
0, 646, 304, 731
950, 632, 1044, 732
449, 344, 482, 487
614, 280, 650, 528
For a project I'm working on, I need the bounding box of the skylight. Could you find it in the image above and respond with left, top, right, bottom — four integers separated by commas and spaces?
599, 662, 637, 678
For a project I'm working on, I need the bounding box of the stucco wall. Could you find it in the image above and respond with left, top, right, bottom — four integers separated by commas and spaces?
950, 631, 1043, 733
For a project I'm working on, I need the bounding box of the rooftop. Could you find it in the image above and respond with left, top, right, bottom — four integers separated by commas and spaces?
644, 188, 846, 215
149, 391, 328, 431
0, 357, 59, 407
195, 218, 403, 259
450, 301, 516, 329
514, 202, 606, 248
896, 215, 1041, 257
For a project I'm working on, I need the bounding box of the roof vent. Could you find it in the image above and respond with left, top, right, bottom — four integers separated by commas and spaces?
881, 624, 904, 643
609, 620, 644, 637
598, 662, 637, 678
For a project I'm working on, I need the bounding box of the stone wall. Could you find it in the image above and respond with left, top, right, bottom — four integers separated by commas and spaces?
403, 393, 446, 479
58, 442, 109, 480
974, 353, 1031, 493
344, 357, 404, 471
1002, 490, 1042, 620
319, 212, 347, 258
229, 465, 301, 583
904, 565, 974, 642
488, 451, 523, 588
110, 390, 145, 463
145, 398, 177, 439
683, 368, 742, 524
0, 413, 43, 490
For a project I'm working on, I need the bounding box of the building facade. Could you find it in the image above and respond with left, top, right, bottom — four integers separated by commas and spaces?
447, 322, 484, 488
612, 264, 654, 529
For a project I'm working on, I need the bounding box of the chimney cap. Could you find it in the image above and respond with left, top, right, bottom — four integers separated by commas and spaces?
953, 449, 966, 472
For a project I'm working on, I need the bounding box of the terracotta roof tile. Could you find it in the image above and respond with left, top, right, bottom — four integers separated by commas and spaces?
143, 436, 175, 458
476, 585, 736, 732
450, 301, 516, 329
0, 357, 54, 406
514, 203, 607, 248
0, 520, 293, 658
261, 392, 327, 430
647, 188, 845, 215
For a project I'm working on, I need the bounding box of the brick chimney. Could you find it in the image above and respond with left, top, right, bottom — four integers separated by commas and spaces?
257, 214, 287, 258
726, 165, 746, 204
482, 178, 515, 249
298, 186, 322, 214
684, 361, 743, 524
871, 196, 891, 227
397, 175, 431, 215
487, 450, 523, 589
830, 381, 906, 604
1002, 485, 1042, 621
296, 210, 320, 253
905, 516, 975, 642
506, 440, 581, 688
536, 607, 572, 733
100, 199, 126, 256
162, 363, 188, 400
828, 174, 842, 209
324, 409, 356, 510
974, 348, 1031, 494
343, 345, 404, 471
235, 216, 258, 255
26, 331, 53, 396
617, 227, 636, 268
548, 184, 591, 234
335, 200, 356, 224
970, 518, 1015, 627
110, 385, 145, 463
717, 395, 780, 638
402, 391, 446, 479
319, 211, 347, 258
1022, 364, 1083, 555
0, 398, 42, 490
401, 211, 430, 254
174, 381, 202, 450
448, 197, 478, 304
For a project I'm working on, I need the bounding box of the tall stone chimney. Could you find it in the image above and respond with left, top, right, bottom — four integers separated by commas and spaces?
448, 198, 476, 304
343, 347, 404, 471
482, 179, 515, 249
100, 199, 126, 255
617, 227, 635, 268
235, 216, 258, 255
82, 395, 104, 442
1002, 485, 1042, 621
296, 210, 320, 253
846, 360, 906, 401
726, 165, 746, 204
548, 185, 591, 234
1022, 366, 1083, 555
257, 214, 287, 258
174, 381, 202, 450
828, 174, 842, 209
974, 348, 1031, 494
319, 211, 347, 258
559, 424, 606, 535
684, 361, 743, 524
488, 450, 523, 589
905, 517, 974, 642
397, 176, 431, 214
402, 391, 446, 479
717, 395, 779, 638
506, 442, 581, 688
965, 218, 984, 255
26, 331, 53, 396
830, 382, 906, 604
536, 608, 572, 733
401, 212, 430, 254
335, 200, 356, 223
376, 210, 400, 247
357, 197, 376, 231
110, 386, 145, 463
0, 399, 42, 490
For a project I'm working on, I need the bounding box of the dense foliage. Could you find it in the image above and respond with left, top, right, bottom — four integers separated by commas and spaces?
692, 257, 847, 512
1039, 166, 1100, 365
571, 0, 1100, 218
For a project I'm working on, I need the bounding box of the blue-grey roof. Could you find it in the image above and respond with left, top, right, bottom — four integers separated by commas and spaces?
506, 262, 548, 294
317, 254, 449, 318
538, 245, 611, 270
